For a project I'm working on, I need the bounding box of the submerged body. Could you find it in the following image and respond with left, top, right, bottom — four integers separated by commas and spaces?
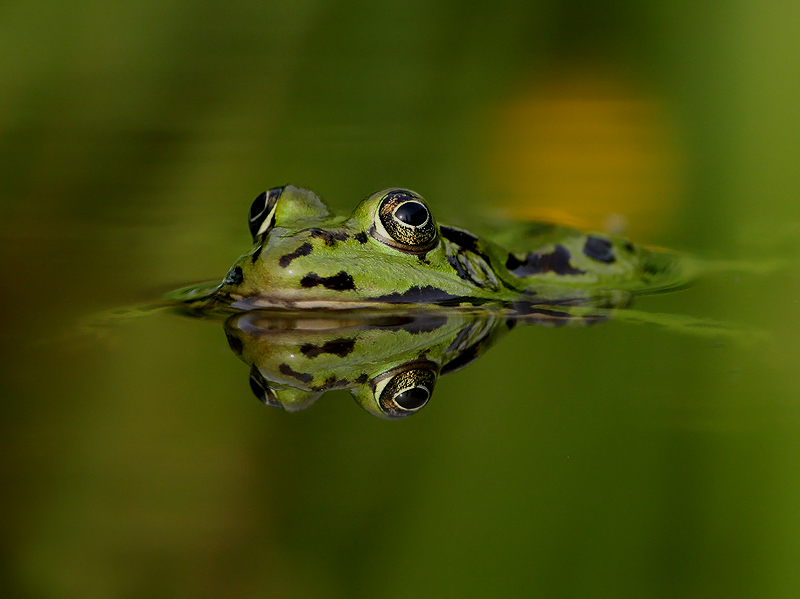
198, 186, 687, 312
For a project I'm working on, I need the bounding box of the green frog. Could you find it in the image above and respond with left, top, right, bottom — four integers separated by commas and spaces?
151, 186, 748, 419
225, 304, 611, 419
226, 308, 500, 418
185, 185, 688, 313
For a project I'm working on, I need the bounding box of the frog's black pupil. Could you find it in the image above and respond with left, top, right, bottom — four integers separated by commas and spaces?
249, 191, 268, 222
395, 201, 428, 227
394, 386, 429, 410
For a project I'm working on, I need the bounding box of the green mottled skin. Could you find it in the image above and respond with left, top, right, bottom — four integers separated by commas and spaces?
226, 308, 511, 419
226, 294, 634, 419
205, 186, 685, 312
159, 185, 694, 418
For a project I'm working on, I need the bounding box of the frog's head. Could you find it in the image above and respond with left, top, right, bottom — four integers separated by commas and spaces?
247, 185, 437, 251
224, 310, 446, 419
351, 359, 438, 419
218, 186, 479, 308
246, 359, 437, 420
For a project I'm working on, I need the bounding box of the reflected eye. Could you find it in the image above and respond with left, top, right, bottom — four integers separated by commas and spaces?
248, 187, 284, 241
374, 190, 438, 253
394, 386, 430, 410
249, 367, 282, 409
373, 361, 437, 418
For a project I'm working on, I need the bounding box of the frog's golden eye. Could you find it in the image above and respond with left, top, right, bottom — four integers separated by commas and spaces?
374, 189, 438, 253
248, 187, 284, 241
372, 361, 437, 418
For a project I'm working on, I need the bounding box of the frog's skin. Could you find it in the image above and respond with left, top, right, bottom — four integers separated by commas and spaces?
224, 308, 500, 418
225, 303, 615, 419
199, 186, 686, 312
165, 185, 695, 418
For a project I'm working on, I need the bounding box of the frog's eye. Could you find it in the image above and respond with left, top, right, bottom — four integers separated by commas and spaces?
249, 367, 282, 409
248, 187, 284, 241
374, 189, 438, 253
372, 361, 438, 418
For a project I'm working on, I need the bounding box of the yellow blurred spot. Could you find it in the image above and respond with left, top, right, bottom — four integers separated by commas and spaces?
486, 68, 683, 237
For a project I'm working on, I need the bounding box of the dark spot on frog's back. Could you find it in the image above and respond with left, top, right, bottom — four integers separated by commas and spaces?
300, 338, 356, 359
300, 271, 356, 291
278, 242, 313, 268
310, 228, 349, 246
279, 363, 313, 383
446, 254, 471, 282
310, 376, 352, 392
643, 261, 660, 276
506, 245, 585, 277
583, 235, 616, 264
354, 231, 368, 244
251, 244, 263, 263
440, 226, 479, 252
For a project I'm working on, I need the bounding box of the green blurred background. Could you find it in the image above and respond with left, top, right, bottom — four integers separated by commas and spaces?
2, 1, 800, 597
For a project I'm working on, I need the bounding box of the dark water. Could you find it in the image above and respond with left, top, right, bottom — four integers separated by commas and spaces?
3, 2, 800, 597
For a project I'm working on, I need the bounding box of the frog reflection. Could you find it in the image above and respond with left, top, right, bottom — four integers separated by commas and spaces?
223, 305, 613, 419
166, 184, 699, 418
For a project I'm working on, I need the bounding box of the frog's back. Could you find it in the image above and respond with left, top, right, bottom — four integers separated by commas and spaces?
173, 187, 695, 313
479, 221, 692, 296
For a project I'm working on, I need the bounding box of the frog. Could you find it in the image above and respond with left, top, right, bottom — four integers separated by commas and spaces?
224, 308, 503, 418
224, 302, 612, 419
185, 185, 688, 313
